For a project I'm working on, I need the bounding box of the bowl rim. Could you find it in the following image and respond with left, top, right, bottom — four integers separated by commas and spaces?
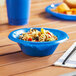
8, 27, 69, 45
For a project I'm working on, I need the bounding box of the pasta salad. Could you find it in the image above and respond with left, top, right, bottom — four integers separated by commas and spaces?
19, 28, 58, 42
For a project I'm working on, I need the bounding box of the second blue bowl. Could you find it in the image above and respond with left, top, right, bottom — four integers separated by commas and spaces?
45, 3, 76, 20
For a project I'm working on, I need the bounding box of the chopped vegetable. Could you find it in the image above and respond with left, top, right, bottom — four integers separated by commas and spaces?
28, 38, 32, 41
48, 32, 52, 37
41, 28, 45, 34
35, 36, 39, 40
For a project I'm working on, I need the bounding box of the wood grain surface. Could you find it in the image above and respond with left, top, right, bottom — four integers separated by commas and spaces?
0, 0, 76, 76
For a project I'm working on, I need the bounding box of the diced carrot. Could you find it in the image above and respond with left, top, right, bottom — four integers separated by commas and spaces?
48, 33, 52, 37
28, 33, 31, 34
28, 38, 32, 41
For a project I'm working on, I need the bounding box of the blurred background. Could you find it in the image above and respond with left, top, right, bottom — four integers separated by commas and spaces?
0, 0, 63, 24
0, 0, 7, 24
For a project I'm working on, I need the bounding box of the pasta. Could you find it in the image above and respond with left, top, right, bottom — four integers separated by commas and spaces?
19, 28, 58, 42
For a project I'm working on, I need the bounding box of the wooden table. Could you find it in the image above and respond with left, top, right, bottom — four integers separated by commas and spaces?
0, 0, 76, 76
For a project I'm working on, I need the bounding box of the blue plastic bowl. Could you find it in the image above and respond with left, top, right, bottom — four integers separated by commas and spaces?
8, 28, 69, 57
45, 3, 76, 20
